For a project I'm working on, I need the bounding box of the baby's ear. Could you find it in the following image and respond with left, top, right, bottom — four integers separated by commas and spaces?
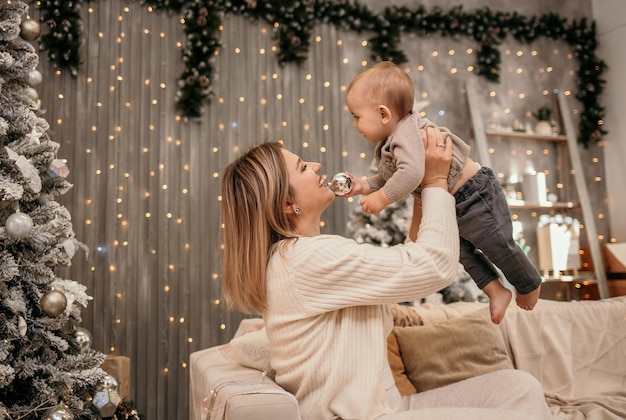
379, 105, 392, 124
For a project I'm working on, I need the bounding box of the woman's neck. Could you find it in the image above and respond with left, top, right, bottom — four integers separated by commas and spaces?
294, 217, 321, 237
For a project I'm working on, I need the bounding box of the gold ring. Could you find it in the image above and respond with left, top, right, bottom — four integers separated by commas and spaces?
436, 143, 446, 147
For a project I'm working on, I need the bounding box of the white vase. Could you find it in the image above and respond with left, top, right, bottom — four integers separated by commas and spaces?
534, 120, 552, 136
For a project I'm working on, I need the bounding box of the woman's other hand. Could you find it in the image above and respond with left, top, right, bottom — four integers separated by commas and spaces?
420, 126, 452, 190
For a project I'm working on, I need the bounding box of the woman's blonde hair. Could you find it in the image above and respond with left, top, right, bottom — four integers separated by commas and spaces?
220, 142, 298, 314
347, 61, 414, 117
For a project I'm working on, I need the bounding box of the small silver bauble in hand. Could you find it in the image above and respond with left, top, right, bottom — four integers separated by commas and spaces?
328, 172, 352, 196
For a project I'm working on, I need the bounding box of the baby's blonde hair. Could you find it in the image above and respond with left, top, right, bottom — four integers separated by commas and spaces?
347, 61, 415, 117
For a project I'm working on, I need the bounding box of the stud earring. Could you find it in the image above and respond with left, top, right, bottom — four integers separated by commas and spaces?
294, 207, 301, 215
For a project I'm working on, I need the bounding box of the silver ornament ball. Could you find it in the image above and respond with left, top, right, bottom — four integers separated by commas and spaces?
42, 403, 74, 420
74, 327, 93, 351
40, 290, 68, 317
6, 212, 34, 239
27, 69, 43, 87
328, 172, 353, 196
98, 374, 119, 391
22, 86, 39, 102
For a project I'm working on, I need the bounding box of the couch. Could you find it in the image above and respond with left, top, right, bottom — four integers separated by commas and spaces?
189, 296, 626, 420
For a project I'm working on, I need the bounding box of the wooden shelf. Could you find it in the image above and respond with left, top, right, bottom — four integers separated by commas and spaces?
540, 274, 599, 301
507, 201, 577, 210
486, 131, 567, 142
466, 78, 609, 299
542, 272, 596, 282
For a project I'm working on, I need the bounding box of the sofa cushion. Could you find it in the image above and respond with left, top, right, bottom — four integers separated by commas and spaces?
394, 307, 513, 392
386, 332, 418, 396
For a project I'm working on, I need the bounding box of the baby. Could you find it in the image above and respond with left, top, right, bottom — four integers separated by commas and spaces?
343, 61, 542, 323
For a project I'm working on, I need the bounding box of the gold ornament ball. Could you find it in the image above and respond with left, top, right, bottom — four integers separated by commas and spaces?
40, 290, 68, 317
20, 18, 41, 42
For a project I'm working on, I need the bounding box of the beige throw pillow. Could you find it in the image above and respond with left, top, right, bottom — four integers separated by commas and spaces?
394, 308, 513, 392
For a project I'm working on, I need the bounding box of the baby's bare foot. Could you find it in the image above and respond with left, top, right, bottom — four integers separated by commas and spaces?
516, 286, 541, 311
488, 287, 512, 324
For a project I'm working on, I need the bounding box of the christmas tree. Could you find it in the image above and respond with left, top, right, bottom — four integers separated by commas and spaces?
346, 197, 413, 248
347, 196, 486, 305
0, 1, 122, 418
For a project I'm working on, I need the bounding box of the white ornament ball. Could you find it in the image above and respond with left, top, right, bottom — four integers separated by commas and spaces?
74, 327, 93, 351
40, 290, 68, 317
6, 212, 34, 239
27, 69, 43, 87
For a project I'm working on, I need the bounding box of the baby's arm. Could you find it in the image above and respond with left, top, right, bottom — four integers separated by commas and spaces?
340, 172, 391, 214
380, 115, 426, 203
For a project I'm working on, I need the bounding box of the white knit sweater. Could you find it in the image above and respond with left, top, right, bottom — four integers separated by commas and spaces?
264, 188, 459, 420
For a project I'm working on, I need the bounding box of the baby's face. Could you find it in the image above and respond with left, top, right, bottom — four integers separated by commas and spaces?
346, 87, 392, 144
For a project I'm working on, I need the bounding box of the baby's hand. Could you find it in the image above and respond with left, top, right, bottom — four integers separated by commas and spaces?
360, 190, 392, 215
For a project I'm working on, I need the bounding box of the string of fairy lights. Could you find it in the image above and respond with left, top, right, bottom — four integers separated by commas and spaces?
35, 0, 607, 146
30, 2, 612, 414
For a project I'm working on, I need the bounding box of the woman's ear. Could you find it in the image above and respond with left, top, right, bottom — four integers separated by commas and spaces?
379, 105, 392, 124
284, 201, 296, 215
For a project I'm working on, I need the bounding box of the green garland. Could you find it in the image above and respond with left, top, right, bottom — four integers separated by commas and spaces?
33, 0, 86, 76
32, 0, 606, 147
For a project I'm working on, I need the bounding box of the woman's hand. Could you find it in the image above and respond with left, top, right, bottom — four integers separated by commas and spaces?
420, 126, 452, 190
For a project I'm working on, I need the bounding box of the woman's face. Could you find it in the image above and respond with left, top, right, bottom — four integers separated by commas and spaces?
281, 148, 335, 217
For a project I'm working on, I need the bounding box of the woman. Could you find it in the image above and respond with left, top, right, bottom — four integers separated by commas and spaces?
220, 127, 550, 420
